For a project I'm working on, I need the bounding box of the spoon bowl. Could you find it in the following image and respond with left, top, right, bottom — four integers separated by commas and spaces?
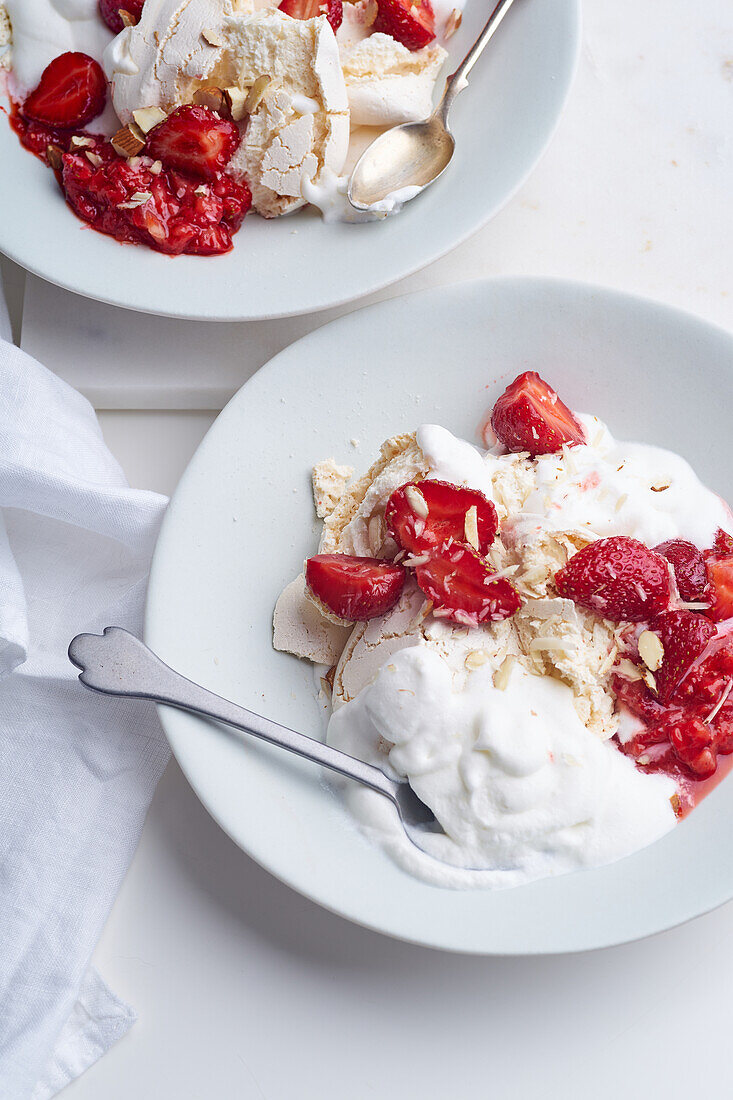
348, 0, 519, 215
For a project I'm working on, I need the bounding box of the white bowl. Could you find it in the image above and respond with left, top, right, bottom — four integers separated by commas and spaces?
0, 0, 580, 320
145, 277, 733, 953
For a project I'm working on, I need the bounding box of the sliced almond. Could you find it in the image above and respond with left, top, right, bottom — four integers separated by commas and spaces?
642, 667, 657, 693
111, 123, 146, 158
464, 505, 479, 551
46, 144, 63, 171
465, 650, 488, 671
444, 8, 462, 38
85, 150, 103, 168
194, 184, 209, 196
149, 159, 163, 175
201, 27, 225, 47
117, 190, 152, 209
404, 485, 429, 519
615, 657, 643, 682
223, 85, 248, 121
638, 630, 664, 672
670, 793, 681, 815
132, 106, 167, 134
192, 87, 227, 114
119, 8, 137, 27
245, 75, 273, 114
651, 484, 670, 493
493, 654, 515, 691
69, 135, 94, 150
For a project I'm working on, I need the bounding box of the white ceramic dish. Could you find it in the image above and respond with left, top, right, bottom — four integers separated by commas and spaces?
0, 0, 579, 321
145, 277, 733, 953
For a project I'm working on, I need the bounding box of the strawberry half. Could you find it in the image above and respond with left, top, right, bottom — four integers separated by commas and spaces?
146, 105, 240, 181
712, 528, 733, 555
489, 371, 586, 456
652, 610, 716, 705
653, 538, 708, 603
385, 480, 498, 556
305, 554, 406, 621
414, 543, 521, 626
704, 553, 733, 621
22, 52, 107, 128
373, 0, 436, 51
99, 0, 146, 34
554, 536, 672, 622
279, 0, 343, 31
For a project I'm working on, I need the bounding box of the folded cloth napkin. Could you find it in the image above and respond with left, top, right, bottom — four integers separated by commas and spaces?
0, 285, 170, 1099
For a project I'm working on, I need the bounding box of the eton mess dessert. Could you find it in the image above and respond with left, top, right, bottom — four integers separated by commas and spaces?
0, 0, 461, 255
274, 371, 733, 889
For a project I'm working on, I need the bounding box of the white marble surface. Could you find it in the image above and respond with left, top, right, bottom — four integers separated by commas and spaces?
4, 0, 733, 1095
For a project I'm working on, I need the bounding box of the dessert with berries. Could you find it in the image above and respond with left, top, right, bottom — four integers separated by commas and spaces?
0, 0, 462, 254
274, 372, 733, 888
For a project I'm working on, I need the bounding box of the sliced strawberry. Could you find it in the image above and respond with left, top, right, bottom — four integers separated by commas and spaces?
385, 481, 498, 556
658, 714, 717, 778
373, 0, 436, 51
99, 0, 146, 34
61, 144, 250, 255
489, 371, 586, 456
414, 543, 521, 626
712, 529, 733, 555
652, 610, 716, 705
611, 673, 667, 724
554, 536, 672, 622
705, 554, 733, 621
22, 53, 107, 128
146, 105, 240, 181
305, 554, 406, 621
279, 0, 343, 30
653, 538, 708, 604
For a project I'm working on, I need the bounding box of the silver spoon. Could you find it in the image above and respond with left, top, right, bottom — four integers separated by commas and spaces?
348, 0, 518, 214
68, 627, 441, 854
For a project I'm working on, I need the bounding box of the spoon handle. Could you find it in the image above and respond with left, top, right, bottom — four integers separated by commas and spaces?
440, 0, 519, 119
68, 626, 401, 805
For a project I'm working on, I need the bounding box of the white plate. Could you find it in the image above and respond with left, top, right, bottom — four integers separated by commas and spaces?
0, 1, 579, 321
145, 277, 733, 953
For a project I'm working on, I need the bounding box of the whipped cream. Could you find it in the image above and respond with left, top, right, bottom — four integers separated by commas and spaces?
339, 29, 447, 127
279, 417, 733, 889
302, 167, 421, 222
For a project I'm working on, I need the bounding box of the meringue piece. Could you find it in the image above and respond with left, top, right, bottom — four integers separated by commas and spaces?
340, 33, 448, 127
312, 459, 354, 519
273, 575, 352, 665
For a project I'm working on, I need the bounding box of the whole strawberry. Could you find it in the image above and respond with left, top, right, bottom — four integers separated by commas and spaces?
554, 536, 672, 621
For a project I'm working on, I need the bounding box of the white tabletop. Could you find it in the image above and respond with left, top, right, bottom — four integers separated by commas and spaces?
4, 0, 733, 1093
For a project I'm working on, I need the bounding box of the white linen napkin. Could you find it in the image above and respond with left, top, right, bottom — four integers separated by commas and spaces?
0, 285, 170, 1098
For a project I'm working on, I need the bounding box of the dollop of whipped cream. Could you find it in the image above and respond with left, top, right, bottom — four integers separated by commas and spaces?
314, 417, 733, 888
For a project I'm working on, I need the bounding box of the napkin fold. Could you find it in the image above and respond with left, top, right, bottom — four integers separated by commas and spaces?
0, 286, 170, 1099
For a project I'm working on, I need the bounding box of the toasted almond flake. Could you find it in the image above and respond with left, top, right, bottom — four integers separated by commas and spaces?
85, 150, 103, 167
202, 27, 225, 46
670, 793, 681, 815
404, 485, 429, 519
643, 668, 657, 692
111, 124, 146, 158
706, 677, 733, 723
46, 144, 63, 171
444, 7, 462, 38
119, 8, 137, 27
493, 654, 515, 691
465, 650, 488, 670
117, 190, 152, 209
368, 515, 383, 555
637, 754, 651, 766
149, 159, 163, 175
194, 184, 209, 196
223, 85, 248, 121
464, 505, 479, 551
132, 106, 168, 133
69, 135, 94, 150
363, 0, 378, 25
638, 630, 664, 672
651, 484, 670, 493
614, 493, 628, 513
615, 658, 643, 682
403, 553, 431, 568
245, 75, 273, 114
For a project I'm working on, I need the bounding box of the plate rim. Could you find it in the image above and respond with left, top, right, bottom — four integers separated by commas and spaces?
0, 0, 581, 321
145, 274, 733, 954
